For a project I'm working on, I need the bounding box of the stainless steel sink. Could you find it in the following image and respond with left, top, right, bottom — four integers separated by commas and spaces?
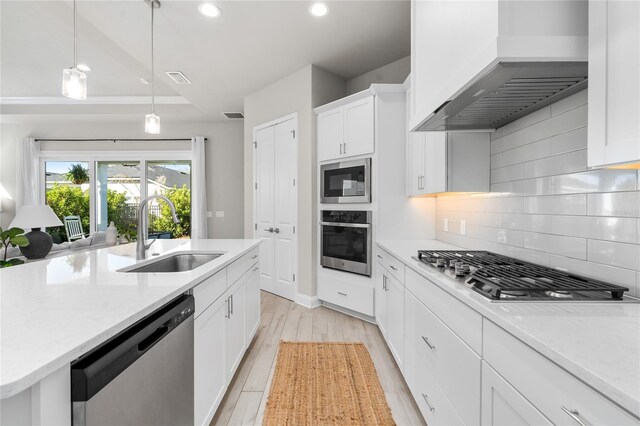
122, 252, 223, 273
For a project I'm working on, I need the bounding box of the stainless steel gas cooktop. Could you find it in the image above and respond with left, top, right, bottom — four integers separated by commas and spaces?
416, 250, 635, 302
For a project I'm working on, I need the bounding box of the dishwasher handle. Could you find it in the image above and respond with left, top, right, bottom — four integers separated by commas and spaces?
71, 294, 194, 402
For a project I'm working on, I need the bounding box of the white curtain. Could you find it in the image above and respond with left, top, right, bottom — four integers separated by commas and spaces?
191, 136, 208, 239
17, 137, 40, 208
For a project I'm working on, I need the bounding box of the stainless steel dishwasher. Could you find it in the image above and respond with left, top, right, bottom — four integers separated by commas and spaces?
71, 294, 194, 426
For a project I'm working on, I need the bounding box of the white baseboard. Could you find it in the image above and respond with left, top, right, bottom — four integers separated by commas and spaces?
295, 293, 321, 309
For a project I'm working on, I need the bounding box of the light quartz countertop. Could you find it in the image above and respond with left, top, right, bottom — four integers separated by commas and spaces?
0, 239, 261, 400
377, 239, 640, 419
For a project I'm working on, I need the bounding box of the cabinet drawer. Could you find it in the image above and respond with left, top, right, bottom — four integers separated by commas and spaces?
227, 248, 259, 287
405, 291, 481, 426
376, 248, 405, 283
404, 337, 464, 426
484, 320, 640, 425
318, 277, 373, 317
405, 268, 482, 353
193, 269, 227, 317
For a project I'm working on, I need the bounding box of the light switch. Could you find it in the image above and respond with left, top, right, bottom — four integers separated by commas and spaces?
206, 211, 213, 218
460, 220, 466, 235
443, 218, 449, 232
215, 211, 225, 218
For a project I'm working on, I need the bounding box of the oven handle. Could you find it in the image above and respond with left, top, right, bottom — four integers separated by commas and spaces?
319, 222, 371, 229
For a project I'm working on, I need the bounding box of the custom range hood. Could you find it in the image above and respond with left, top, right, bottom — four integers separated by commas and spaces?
415, 61, 588, 132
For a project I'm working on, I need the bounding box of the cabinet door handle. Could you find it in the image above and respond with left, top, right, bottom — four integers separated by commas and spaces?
421, 336, 436, 350
230, 294, 234, 315
417, 175, 421, 190
340, 143, 343, 155
338, 291, 347, 296
343, 142, 347, 153
252, 266, 259, 272
252, 254, 258, 259
421, 393, 435, 412
225, 297, 230, 319
561, 406, 587, 426
390, 265, 398, 271
377, 254, 383, 259
382, 275, 387, 291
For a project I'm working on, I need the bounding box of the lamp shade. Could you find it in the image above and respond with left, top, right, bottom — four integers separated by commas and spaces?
9, 205, 63, 229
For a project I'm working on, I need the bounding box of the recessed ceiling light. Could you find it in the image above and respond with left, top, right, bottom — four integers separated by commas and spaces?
198, 3, 221, 18
140, 77, 150, 85
309, 3, 328, 17
77, 64, 91, 72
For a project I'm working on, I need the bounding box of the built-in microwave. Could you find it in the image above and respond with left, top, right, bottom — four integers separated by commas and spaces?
320, 158, 371, 204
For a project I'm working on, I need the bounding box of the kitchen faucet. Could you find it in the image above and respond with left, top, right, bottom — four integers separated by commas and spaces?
137, 195, 179, 260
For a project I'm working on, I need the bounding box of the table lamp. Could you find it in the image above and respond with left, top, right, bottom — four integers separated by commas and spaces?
9, 205, 63, 259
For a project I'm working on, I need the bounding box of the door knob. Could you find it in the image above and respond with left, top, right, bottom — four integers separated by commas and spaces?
266, 227, 274, 233
274, 228, 280, 233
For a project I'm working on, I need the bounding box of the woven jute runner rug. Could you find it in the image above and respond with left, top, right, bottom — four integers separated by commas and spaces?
263, 341, 396, 426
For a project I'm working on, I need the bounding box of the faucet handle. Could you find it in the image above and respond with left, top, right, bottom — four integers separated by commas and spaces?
145, 238, 157, 250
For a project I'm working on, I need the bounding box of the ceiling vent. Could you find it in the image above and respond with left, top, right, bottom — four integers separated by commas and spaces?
222, 112, 245, 120
165, 71, 191, 84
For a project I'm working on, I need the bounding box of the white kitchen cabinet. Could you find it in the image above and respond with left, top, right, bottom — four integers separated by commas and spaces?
374, 260, 404, 371
194, 293, 228, 426
481, 361, 551, 426
317, 95, 374, 162
226, 276, 246, 379
408, 131, 490, 196
410, 0, 588, 132
588, 0, 640, 168
245, 263, 260, 339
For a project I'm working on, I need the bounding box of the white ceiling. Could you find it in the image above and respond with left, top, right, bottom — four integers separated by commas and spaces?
0, 0, 409, 122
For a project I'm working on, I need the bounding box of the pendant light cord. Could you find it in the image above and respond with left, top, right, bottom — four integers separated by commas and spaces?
151, 1, 155, 115
73, 0, 77, 68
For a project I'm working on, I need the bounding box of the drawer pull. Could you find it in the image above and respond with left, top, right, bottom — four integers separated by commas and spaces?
252, 267, 259, 272
252, 255, 258, 259
377, 254, 383, 259
421, 336, 436, 350
389, 265, 398, 271
421, 393, 435, 412
561, 406, 587, 426
338, 292, 347, 296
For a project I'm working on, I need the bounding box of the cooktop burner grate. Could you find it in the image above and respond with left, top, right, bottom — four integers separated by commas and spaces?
417, 250, 629, 301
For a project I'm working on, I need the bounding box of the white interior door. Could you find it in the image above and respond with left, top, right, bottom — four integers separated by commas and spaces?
255, 117, 297, 301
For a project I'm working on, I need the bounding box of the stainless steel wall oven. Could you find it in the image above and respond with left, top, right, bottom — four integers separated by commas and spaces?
320, 210, 372, 276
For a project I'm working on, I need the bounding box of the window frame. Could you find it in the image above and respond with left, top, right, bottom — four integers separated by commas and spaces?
40, 150, 191, 235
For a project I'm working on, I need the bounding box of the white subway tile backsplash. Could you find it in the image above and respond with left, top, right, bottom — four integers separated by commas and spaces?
436, 89, 639, 291
587, 240, 640, 271
587, 192, 640, 217
523, 232, 587, 259
549, 126, 587, 155
524, 194, 586, 215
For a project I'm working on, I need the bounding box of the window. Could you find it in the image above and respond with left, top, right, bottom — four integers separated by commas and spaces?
42, 157, 191, 243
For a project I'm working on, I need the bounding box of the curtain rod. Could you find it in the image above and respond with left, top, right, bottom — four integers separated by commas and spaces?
34, 138, 206, 142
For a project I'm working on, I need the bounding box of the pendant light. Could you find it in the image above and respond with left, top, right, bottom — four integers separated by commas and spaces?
145, 0, 161, 134
61, 0, 87, 100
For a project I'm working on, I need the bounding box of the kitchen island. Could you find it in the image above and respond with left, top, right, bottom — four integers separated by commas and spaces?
0, 239, 261, 425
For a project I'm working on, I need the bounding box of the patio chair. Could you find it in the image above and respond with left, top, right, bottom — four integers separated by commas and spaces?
64, 215, 88, 242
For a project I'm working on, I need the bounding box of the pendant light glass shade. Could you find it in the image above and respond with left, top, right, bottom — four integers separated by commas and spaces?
145, 113, 161, 134
62, 67, 87, 100
62, 0, 87, 100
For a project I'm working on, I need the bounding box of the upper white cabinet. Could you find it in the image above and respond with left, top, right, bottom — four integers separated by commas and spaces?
407, 131, 490, 196
410, 0, 588, 132
588, 0, 640, 168
317, 95, 374, 162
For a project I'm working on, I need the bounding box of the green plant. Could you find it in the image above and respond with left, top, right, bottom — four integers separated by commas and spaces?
65, 163, 90, 185
149, 185, 191, 238
0, 227, 29, 268
46, 184, 90, 242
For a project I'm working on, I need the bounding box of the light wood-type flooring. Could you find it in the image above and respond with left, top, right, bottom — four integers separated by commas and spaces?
211, 291, 425, 426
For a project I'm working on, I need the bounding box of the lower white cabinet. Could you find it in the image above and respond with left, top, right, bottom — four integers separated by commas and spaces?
194, 251, 260, 426
194, 294, 228, 426
374, 261, 404, 371
481, 361, 551, 426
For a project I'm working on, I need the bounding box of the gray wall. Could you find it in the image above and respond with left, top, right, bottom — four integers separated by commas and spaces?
435, 90, 640, 296
243, 65, 345, 298
346, 56, 410, 95
0, 119, 245, 238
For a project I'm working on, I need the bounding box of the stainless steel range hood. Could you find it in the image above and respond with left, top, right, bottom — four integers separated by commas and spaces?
415, 62, 588, 132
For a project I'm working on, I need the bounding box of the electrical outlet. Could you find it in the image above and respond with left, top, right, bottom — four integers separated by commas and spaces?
443, 218, 449, 232
216, 211, 225, 218
460, 220, 466, 235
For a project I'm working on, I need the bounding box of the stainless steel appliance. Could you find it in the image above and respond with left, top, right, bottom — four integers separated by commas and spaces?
71, 294, 194, 426
321, 158, 371, 204
416, 250, 634, 302
321, 210, 372, 276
